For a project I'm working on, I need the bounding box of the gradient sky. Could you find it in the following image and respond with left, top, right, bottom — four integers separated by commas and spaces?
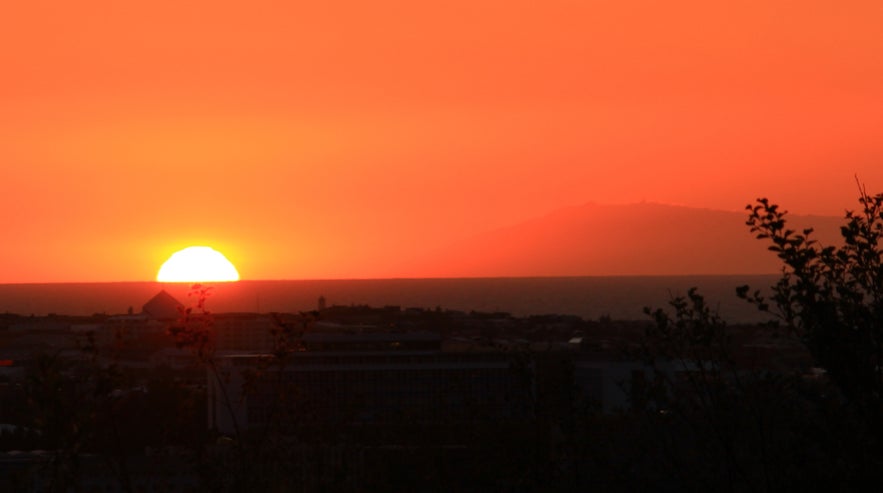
2, 0, 882, 282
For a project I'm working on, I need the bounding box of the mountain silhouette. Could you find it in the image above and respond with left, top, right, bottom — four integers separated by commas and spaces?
407, 202, 844, 277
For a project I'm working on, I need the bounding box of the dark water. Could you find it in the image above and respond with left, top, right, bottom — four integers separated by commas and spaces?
0, 276, 780, 323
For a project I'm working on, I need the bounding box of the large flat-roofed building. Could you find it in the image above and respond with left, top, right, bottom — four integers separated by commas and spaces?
208, 331, 534, 434
212, 313, 279, 351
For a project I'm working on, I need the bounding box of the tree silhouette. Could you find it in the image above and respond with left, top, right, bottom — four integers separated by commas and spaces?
732, 185, 883, 486
741, 186, 883, 415
627, 186, 883, 490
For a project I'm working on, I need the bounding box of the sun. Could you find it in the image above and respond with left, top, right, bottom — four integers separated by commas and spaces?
157, 246, 240, 282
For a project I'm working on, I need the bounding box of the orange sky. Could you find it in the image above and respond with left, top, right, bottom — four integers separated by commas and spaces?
2, 0, 882, 282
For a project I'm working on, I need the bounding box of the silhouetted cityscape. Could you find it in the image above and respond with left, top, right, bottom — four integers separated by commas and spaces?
1, 288, 814, 491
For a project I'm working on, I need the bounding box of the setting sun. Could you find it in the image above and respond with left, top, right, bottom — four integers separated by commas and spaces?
157, 246, 240, 283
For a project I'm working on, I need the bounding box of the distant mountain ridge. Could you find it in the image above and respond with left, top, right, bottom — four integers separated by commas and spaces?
407, 202, 845, 277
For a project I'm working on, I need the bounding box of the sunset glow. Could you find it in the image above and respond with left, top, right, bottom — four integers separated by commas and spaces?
1, 0, 882, 282
157, 247, 240, 283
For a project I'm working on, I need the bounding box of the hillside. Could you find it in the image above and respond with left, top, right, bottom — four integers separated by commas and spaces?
407, 202, 844, 277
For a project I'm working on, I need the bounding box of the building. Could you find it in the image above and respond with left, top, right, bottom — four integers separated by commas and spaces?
207, 330, 534, 434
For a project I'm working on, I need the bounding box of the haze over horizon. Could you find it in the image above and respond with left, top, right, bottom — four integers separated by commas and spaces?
2, 0, 882, 283
0, 201, 849, 283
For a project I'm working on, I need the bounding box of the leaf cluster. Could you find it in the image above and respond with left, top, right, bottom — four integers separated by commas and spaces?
167, 284, 216, 362
742, 189, 883, 407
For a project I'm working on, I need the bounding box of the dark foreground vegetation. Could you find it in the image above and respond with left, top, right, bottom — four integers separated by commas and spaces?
2, 188, 883, 492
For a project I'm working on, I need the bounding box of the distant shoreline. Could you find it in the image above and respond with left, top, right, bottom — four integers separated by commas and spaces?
0, 272, 782, 285
0, 275, 779, 323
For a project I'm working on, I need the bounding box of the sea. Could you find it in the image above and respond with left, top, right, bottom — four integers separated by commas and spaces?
0, 276, 781, 324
